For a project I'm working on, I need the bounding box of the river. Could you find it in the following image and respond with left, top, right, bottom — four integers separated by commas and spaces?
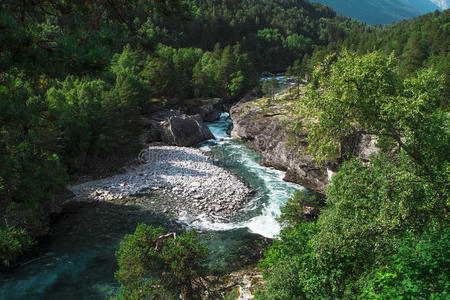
0, 113, 303, 300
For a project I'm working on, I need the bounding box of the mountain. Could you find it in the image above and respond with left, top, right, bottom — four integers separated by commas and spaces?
400, 0, 441, 12
310, 0, 440, 24
429, 0, 448, 9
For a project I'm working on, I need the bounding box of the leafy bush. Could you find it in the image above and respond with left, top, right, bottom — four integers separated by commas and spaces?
0, 226, 35, 268
114, 224, 207, 300
362, 225, 449, 299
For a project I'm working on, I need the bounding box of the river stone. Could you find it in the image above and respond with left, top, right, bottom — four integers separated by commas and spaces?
68, 145, 252, 223
161, 114, 215, 147
185, 102, 222, 122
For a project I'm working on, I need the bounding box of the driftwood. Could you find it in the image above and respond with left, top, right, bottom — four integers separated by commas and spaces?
154, 232, 176, 251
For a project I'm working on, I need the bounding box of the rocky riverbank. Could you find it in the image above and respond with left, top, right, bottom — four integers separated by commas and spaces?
230, 87, 378, 195
68, 145, 252, 223
230, 88, 330, 195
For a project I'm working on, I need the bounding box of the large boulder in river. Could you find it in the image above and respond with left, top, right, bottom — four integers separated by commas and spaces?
161, 114, 215, 146
140, 110, 215, 146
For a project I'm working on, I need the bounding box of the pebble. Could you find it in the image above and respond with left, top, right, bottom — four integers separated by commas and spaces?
69, 145, 252, 222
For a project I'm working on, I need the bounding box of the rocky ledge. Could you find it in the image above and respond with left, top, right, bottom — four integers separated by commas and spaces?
230, 88, 377, 195
68, 145, 252, 222
230, 95, 329, 195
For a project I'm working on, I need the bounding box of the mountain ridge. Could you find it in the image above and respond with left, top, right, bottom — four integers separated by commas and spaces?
310, 0, 441, 24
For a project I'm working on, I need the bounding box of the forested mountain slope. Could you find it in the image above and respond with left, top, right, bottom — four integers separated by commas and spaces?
299, 10, 449, 102
1, 1, 448, 298
401, 0, 441, 12
150, 0, 362, 71
0, 0, 358, 267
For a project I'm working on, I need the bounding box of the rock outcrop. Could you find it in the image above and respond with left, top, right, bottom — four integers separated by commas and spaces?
230, 99, 329, 195
230, 90, 378, 195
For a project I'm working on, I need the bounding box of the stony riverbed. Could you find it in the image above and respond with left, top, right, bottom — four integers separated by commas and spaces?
68, 145, 253, 222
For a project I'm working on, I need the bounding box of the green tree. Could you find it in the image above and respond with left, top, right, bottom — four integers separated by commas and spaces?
303, 51, 447, 177
362, 224, 449, 299
0, 226, 35, 270
261, 78, 273, 101
114, 224, 207, 300
259, 51, 449, 299
287, 58, 303, 95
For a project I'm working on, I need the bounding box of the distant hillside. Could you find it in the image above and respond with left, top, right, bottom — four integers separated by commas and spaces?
310, 0, 440, 24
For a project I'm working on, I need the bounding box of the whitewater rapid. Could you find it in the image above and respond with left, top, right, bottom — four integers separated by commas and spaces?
179, 113, 303, 238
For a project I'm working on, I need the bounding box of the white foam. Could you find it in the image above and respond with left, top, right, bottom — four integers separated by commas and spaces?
188, 115, 305, 238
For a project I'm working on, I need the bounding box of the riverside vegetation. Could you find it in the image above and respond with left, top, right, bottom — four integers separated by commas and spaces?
0, 0, 365, 269
1, 1, 449, 299
257, 50, 449, 299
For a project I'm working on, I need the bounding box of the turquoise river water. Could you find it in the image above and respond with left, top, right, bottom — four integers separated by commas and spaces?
0, 113, 303, 299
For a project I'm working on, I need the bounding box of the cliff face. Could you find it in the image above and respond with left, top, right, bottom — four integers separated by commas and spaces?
230, 90, 378, 196
230, 93, 330, 195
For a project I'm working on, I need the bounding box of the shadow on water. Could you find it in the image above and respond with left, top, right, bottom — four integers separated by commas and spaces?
0, 113, 295, 300
1, 200, 271, 300
0, 201, 174, 300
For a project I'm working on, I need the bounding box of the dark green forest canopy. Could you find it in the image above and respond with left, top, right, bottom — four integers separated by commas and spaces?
150, 0, 362, 71
0, 2, 449, 297
0, 0, 367, 76
299, 9, 450, 103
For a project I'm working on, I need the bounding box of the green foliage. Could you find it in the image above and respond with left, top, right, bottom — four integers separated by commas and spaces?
0, 226, 35, 268
46, 76, 141, 165
259, 51, 449, 299
146, 0, 360, 71
300, 10, 449, 96
257, 28, 282, 44
362, 225, 449, 299
192, 44, 257, 98
258, 212, 318, 299
303, 51, 447, 173
114, 224, 207, 300
0, 76, 67, 208
278, 190, 318, 227
261, 76, 277, 101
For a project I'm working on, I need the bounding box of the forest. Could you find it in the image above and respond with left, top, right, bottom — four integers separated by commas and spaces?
0, 0, 448, 299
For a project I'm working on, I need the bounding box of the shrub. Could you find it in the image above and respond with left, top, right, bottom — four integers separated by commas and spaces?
0, 226, 35, 269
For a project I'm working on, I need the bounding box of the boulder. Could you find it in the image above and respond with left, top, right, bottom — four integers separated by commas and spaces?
139, 118, 163, 143
161, 114, 215, 146
140, 110, 215, 146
